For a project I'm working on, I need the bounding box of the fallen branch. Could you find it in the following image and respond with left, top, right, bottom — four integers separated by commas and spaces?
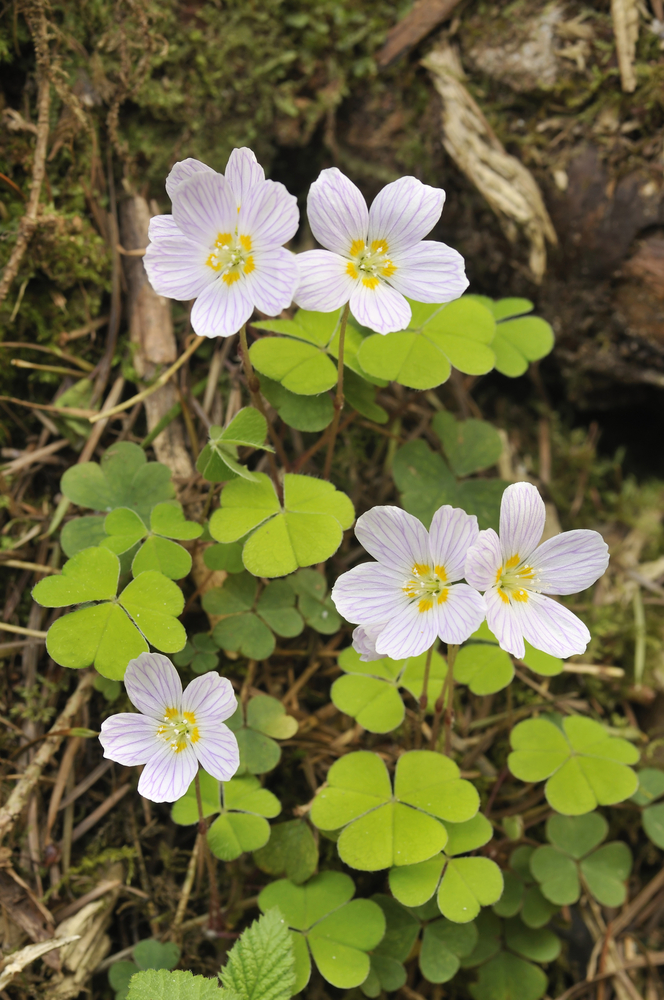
0, 0, 51, 305
377, 0, 461, 67
0, 672, 94, 843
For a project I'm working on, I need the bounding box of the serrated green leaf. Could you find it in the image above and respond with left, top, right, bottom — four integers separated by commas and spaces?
253, 820, 318, 884
433, 412, 503, 476
62, 442, 174, 521
60, 515, 107, 557
127, 969, 222, 1000
221, 908, 296, 1000
33, 546, 120, 606
437, 858, 504, 923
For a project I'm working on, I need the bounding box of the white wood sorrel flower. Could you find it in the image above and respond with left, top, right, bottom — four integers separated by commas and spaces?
331, 505, 486, 659
144, 148, 299, 338
465, 482, 609, 659
99, 653, 239, 803
294, 167, 468, 334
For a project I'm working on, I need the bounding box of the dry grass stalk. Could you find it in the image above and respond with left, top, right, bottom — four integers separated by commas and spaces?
611, 0, 639, 93
422, 43, 557, 282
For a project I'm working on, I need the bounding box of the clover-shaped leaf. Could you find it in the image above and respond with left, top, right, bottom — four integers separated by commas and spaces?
311, 750, 479, 871
420, 915, 478, 984
61, 441, 174, 521
530, 812, 632, 908
203, 541, 245, 574
32, 547, 185, 679
253, 819, 319, 885
109, 940, 180, 1000
454, 622, 514, 696
432, 412, 503, 477
258, 871, 386, 991
357, 298, 496, 390
520, 642, 564, 677
61, 515, 107, 557
289, 569, 342, 635
203, 573, 303, 660
331, 646, 447, 734
508, 716, 639, 815
361, 895, 420, 996
492, 847, 558, 929
226, 695, 298, 775
259, 375, 334, 431
461, 911, 555, 1000
102, 502, 202, 580
632, 768, 664, 849
468, 296, 554, 379
171, 769, 280, 861
196, 408, 273, 483
209, 473, 354, 577
172, 633, 220, 674
393, 440, 506, 532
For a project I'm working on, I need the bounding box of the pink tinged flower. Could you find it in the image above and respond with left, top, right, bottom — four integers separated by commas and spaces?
144, 148, 299, 338
331, 505, 486, 659
99, 653, 239, 803
294, 168, 469, 334
464, 482, 610, 660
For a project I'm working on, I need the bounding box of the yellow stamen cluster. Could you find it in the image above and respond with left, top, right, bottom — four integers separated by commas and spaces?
403, 563, 449, 613
346, 238, 397, 289
495, 553, 535, 604
206, 232, 254, 286
158, 707, 200, 754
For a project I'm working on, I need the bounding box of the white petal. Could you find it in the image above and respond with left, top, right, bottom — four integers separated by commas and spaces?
124, 653, 183, 719
172, 171, 237, 248
238, 179, 299, 251
148, 215, 181, 240
511, 591, 591, 658
245, 247, 298, 315
387, 241, 468, 303
352, 624, 386, 661
99, 714, 161, 766
293, 250, 356, 312
435, 583, 486, 645
375, 600, 438, 659
166, 158, 216, 200
368, 176, 445, 255
143, 235, 212, 301
484, 587, 525, 659
194, 725, 240, 782
190, 277, 255, 338
429, 506, 479, 582
138, 742, 198, 803
182, 673, 237, 724
307, 167, 369, 256
331, 562, 410, 624
225, 147, 265, 205
499, 483, 545, 563
529, 530, 610, 595
465, 529, 502, 591
355, 505, 430, 575
350, 280, 411, 334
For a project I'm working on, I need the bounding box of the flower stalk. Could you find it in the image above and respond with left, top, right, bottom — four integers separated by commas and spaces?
323, 302, 350, 481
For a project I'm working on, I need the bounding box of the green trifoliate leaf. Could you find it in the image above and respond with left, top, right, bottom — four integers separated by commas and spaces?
109, 960, 139, 999
580, 842, 632, 906
420, 918, 478, 984
437, 858, 504, 923
100, 502, 199, 581
45, 604, 148, 678
643, 804, 664, 849
172, 633, 220, 674
253, 819, 319, 884
258, 872, 386, 991
132, 535, 192, 579
492, 872, 524, 919
60, 515, 107, 557
258, 375, 334, 431
469, 952, 547, 1000
444, 813, 494, 856
204, 574, 303, 660
459, 909, 502, 969
209, 473, 354, 578
503, 918, 561, 963
546, 811, 608, 858
33, 545, 120, 605
454, 639, 514, 696
126, 969, 222, 1000
290, 569, 341, 634
371, 895, 420, 963
432, 411, 503, 477
393, 440, 506, 531
343, 368, 388, 424
171, 769, 221, 825
221, 908, 296, 1000
61, 441, 174, 521
207, 812, 272, 861
468, 295, 554, 378
631, 768, 664, 806
529, 847, 580, 906
133, 940, 180, 971
225, 696, 297, 775
246, 694, 298, 739
310, 750, 478, 871
197, 408, 273, 483
357, 298, 496, 390
102, 507, 147, 554
119, 572, 186, 650
389, 854, 445, 907
204, 542, 245, 574
508, 716, 639, 814
520, 886, 559, 929
520, 641, 564, 676
150, 502, 203, 540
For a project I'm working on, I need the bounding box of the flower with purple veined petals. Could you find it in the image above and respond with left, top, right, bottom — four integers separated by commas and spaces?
294, 167, 468, 334
464, 482, 609, 660
99, 652, 239, 803
144, 148, 299, 339
331, 505, 486, 659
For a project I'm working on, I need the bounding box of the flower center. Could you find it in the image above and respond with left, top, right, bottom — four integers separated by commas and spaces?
495, 553, 536, 604
403, 563, 448, 613
158, 707, 200, 753
346, 238, 397, 289
206, 232, 255, 286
